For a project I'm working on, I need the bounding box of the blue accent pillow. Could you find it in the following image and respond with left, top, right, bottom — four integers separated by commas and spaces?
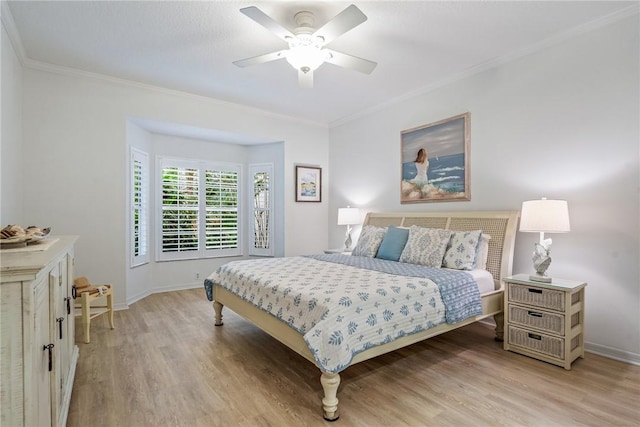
376, 226, 410, 261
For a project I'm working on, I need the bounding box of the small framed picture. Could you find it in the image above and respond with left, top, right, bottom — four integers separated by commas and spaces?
295, 165, 322, 202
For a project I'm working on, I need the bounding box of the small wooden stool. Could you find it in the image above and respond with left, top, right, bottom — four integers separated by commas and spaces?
73, 277, 115, 343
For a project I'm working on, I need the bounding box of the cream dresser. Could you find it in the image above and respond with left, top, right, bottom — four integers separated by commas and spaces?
1, 236, 79, 427
503, 274, 586, 370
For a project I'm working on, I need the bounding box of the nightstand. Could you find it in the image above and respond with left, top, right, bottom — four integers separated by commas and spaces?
324, 248, 352, 255
503, 274, 587, 370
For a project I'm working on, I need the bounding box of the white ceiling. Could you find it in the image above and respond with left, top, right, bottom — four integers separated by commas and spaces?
5, 1, 636, 126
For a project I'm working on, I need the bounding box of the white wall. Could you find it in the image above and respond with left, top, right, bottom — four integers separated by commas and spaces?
1, 22, 23, 224
21, 68, 329, 308
329, 16, 639, 362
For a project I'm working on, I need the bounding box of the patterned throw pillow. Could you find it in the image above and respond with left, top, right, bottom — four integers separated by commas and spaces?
352, 225, 387, 257
442, 230, 483, 270
399, 226, 452, 268
475, 234, 491, 270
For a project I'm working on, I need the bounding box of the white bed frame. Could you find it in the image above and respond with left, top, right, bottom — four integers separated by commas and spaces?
212, 210, 519, 420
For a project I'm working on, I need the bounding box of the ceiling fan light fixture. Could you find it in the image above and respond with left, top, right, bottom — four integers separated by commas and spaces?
285, 35, 327, 72
235, 5, 376, 86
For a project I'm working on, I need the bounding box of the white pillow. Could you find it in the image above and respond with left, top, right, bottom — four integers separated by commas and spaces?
352, 225, 386, 257
399, 226, 452, 268
442, 230, 483, 270
475, 234, 491, 270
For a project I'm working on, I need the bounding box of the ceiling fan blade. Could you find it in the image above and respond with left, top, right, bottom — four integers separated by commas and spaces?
324, 49, 377, 74
233, 50, 288, 68
313, 4, 367, 45
298, 69, 313, 89
240, 6, 295, 42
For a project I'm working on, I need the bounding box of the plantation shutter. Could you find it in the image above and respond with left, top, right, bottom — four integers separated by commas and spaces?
248, 163, 273, 256
131, 148, 149, 266
204, 167, 240, 256
161, 167, 199, 252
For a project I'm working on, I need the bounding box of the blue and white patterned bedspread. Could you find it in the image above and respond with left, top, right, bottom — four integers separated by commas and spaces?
204, 254, 482, 373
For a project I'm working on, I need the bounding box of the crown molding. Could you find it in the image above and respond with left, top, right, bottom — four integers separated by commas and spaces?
1, 0, 27, 64
329, 4, 640, 128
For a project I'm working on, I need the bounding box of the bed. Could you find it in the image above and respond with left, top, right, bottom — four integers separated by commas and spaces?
205, 210, 519, 420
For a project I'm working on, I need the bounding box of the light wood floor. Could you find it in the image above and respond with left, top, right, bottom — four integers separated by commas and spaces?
68, 288, 639, 427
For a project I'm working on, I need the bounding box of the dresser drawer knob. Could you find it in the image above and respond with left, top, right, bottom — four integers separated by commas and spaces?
527, 311, 543, 318
528, 288, 543, 294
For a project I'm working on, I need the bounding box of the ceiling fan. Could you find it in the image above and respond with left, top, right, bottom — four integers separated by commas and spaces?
233, 4, 377, 88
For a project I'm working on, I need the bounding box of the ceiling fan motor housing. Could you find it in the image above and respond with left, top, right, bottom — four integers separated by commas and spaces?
293, 11, 315, 33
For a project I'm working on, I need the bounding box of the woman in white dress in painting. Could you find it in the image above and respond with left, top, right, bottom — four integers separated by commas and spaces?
411, 148, 429, 186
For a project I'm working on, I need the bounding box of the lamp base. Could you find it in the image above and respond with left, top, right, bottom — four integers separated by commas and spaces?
529, 274, 552, 283
344, 231, 352, 252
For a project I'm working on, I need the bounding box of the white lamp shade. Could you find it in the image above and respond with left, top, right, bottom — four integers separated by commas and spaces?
520, 199, 571, 233
337, 207, 360, 225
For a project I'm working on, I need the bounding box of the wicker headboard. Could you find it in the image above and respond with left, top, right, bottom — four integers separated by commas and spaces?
363, 211, 520, 285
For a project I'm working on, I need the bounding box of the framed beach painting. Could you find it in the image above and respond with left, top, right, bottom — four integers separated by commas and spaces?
400, 112, 470, 203
295, 165, 322, 202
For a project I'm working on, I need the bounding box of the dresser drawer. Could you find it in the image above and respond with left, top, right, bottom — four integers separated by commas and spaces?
507, 282, 565, 311
508, 304, 565, 335
508, 325, 565, 359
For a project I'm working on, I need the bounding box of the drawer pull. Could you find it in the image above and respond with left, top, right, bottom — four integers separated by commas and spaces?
527, 311, 543, 318
43, 343, 55, 371
528, 288, 543, 294
528, 333, 542, 341
65, 296, 72, 315
57, 317, 64, 339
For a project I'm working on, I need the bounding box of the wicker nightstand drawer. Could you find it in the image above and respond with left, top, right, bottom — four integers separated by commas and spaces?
507, 282, 565, 311
508, 304, 565, 335
508, 325, 565, 359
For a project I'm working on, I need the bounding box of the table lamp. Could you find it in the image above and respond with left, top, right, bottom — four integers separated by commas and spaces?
519, 198, 570, 283
337, 206, 360, 251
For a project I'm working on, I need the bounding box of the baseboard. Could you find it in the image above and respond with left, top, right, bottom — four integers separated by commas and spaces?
124, 281, 203, 307
479, 318, 496, 327
585, 341, 640, 366
113, 302, 130, 311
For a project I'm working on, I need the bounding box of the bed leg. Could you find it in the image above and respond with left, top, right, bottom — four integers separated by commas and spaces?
494, 312, 504, 341
320, 372, 340, 421
213, 301, 224, 326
